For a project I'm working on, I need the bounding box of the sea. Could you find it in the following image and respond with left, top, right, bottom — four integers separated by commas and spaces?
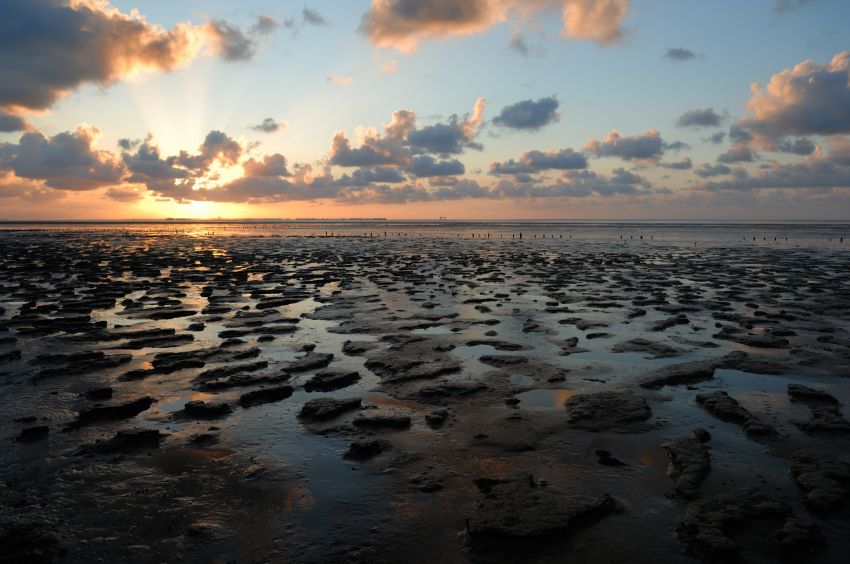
0, 220, 848, 250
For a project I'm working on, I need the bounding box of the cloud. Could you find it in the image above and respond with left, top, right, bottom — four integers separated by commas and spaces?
0, 1, 262, 113
584, 129, 665, 161
242, 154, 290, 177
774, 0, 817, 12
665, 141, 690, 152
661, 157, 693, 170
0, 172, 67, 202
562, 0, 629, 44
694, 154, 850, 192
175, 130, 243, 172
329, 131, 407, 167
250, 118, 285, 133
336, 167, 406, 186
381, 60, 399, 73
122, 136, 190, 183
705, 131, 726, 145
359, 0, 629, 53
717, 145, 755, 163
664, 48, 697, 61
205, 21, 256, 61
490, 148, 588, 176
729, 124, 754, 143
302, 8, 328, 26
104, 186, 145, 203
252, 15, 280, 34
408, 155, 465, 177
206, 16, 277, 62
493, 97, 560, 131
775, 137, 816, 155
0, 111, 27, 132
328, 74, 353, 85
0, 124, 125, 190
676, 108, 724, 128
694, 163, 732, 177
740, 51, 850, 139
328, 100, 486, 170
494, 167, 650, 198
407, 98, 487, 155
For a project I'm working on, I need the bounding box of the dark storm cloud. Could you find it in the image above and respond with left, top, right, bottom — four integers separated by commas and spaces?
492, 97, 560, 131
676, 108, 724, 128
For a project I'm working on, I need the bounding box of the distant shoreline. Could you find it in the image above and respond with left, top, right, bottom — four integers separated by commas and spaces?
1, 219, 849, 226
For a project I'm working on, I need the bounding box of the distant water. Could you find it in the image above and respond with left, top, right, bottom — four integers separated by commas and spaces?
0, 220, 848, 250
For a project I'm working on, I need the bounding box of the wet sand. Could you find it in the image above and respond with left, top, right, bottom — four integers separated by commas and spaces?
1, 229, 849, 563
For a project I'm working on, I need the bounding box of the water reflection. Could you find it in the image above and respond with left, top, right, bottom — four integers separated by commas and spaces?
516, 388, 576, 410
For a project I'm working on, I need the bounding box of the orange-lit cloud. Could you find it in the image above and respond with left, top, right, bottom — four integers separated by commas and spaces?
741, 51, 850, 140
327, 74, 354, 85
360, 0, 630, 52
0, 1, 274, 116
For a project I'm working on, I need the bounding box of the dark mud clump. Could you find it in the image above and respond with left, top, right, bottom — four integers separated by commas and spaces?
663, 437, 711, 499
678, 490, 818, 559
788, 384, 850, 435
298, 398, 362, 421
238, 385, 294, 408
180, 400, 233, 419
565, 391, 652, 432
612, 338, 679, 358
73, 396, 156, 427
76, 429, 166, 455
303, 370, 361, 392
790, 452, 850, 513
343, 438, 392, 460
466, 475, 624, 548
695, 391, 777, 439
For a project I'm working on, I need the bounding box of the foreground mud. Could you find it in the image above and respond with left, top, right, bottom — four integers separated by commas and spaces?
1, 231, 849, 563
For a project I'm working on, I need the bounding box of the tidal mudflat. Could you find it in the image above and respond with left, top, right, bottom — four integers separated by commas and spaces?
1, 229, 849, 563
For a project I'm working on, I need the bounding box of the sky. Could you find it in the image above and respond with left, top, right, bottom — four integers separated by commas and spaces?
1, 0, 850, 220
